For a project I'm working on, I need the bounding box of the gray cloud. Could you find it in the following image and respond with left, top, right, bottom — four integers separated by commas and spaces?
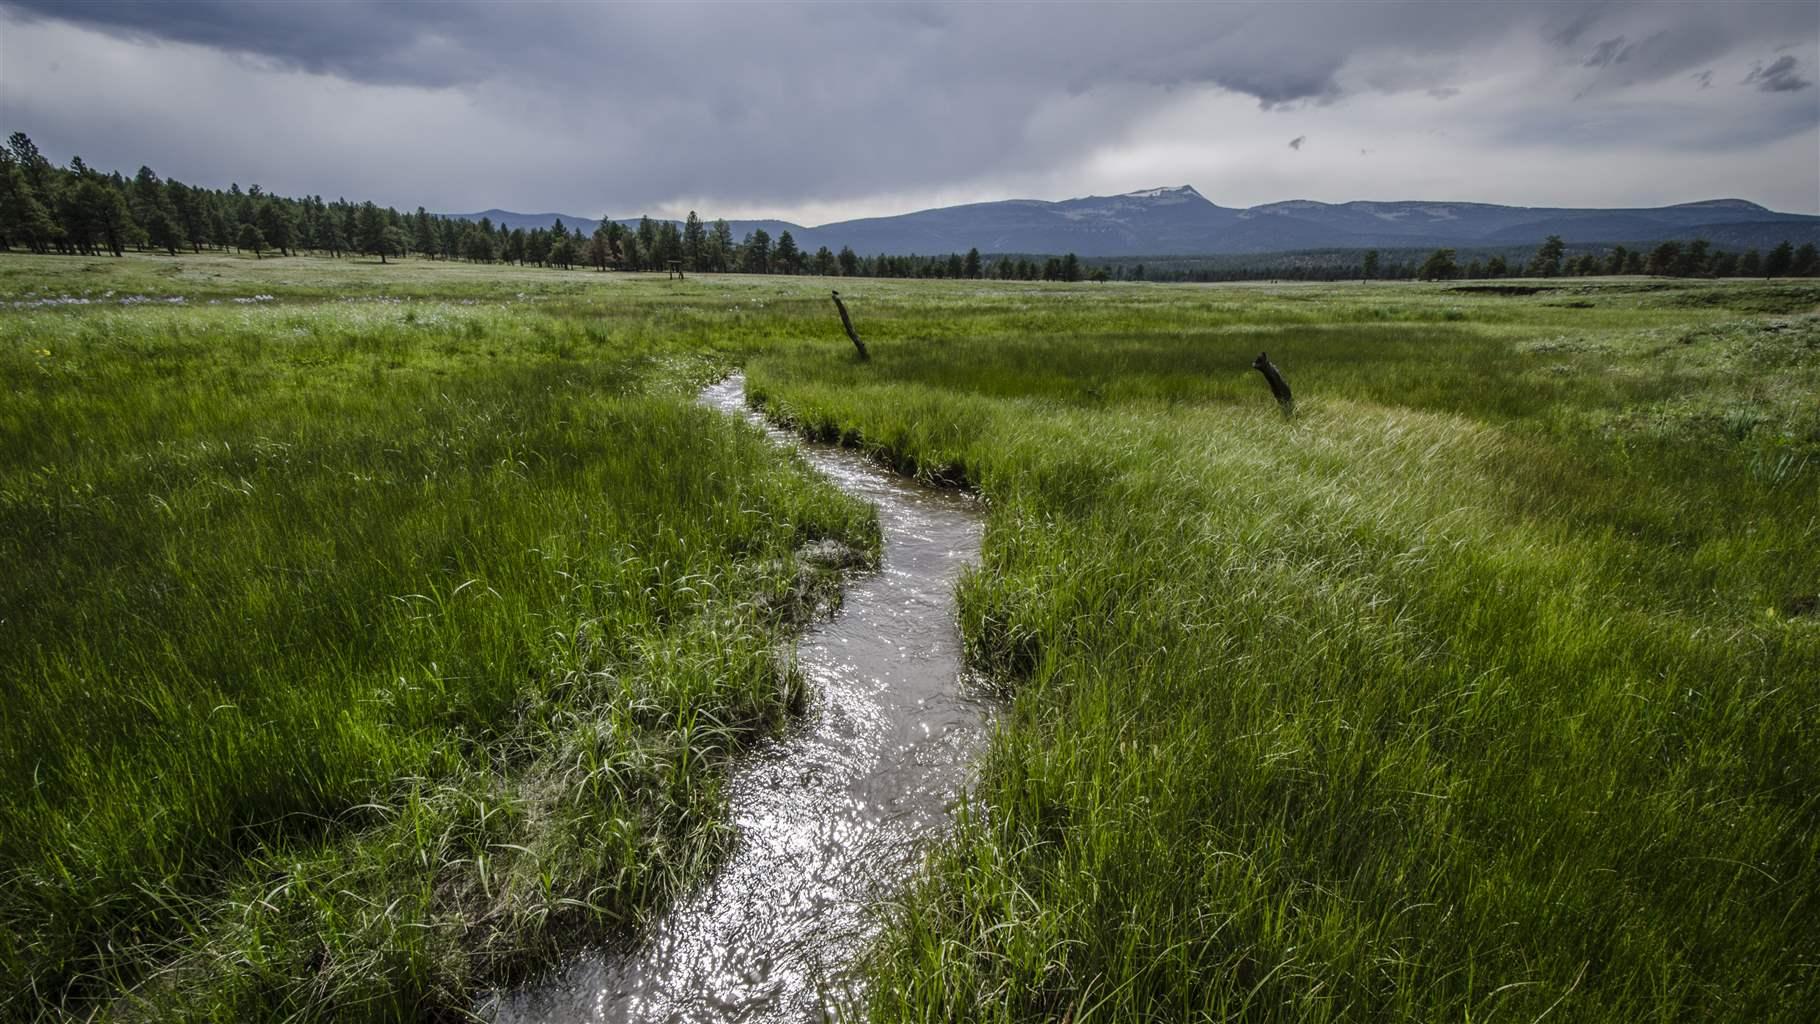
19, 1, 1802, 104
2, 0, 500, 88
1585, 37, 1635, 68
1745, 55, 1814, 92
1, 0, 1815, 217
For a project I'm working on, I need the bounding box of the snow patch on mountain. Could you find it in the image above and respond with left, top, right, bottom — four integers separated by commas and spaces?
1123, 185, 1201, 199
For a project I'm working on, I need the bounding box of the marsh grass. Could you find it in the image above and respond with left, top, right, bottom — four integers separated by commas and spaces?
3, 252, 1816, 1020
1, 257, 881, 1019
742, 280, 1818, 1021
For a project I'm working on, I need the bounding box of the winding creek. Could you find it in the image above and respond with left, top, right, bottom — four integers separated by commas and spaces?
491, 374, 988, 1022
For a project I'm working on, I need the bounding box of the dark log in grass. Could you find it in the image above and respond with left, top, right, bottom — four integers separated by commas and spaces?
1252, 351, 1294, 417
831, 290, 869, 360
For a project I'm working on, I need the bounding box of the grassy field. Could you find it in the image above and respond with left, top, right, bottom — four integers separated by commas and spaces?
0, 254, 883, 1019
3, 252, 1816, 1021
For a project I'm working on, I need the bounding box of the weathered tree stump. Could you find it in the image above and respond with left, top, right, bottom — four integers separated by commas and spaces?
1252, 351, 1294, 417
831, 290, 869, 360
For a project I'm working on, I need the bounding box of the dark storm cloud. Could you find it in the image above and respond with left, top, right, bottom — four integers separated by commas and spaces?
1745, 55, 1814, 92
3, 0, 1816, 215
17, 0, 1782, 102
4, 0, 471, 85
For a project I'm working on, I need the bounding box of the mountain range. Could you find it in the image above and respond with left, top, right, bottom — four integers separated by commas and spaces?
446, 186, 1820, 258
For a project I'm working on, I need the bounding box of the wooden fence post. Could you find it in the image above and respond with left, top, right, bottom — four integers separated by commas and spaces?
831, 290, 869, 360
1252, 351, 1294, 417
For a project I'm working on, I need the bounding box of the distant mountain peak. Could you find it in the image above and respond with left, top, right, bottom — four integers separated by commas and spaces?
1665, 198, 1768, 211
1121, 185, 1203, 200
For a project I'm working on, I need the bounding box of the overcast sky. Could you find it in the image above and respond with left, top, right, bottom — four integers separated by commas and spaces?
3, 1, 1816, 222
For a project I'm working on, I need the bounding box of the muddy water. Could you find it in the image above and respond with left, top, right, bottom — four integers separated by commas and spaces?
492, 375, 987, 1023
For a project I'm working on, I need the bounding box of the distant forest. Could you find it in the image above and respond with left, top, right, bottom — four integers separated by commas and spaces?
1091, 233, 1819, 283
3, 132, 1814, 283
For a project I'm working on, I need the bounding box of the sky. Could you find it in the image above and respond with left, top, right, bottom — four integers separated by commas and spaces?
2, 0, 1817, 223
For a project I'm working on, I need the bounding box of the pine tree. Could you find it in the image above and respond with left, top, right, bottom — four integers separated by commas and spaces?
128, 166, 180, 252
1681, 239, 1711, 277
256, 200, 293, 256
319, 208, 347, 258
604, 222, 626, 265
549, 231, 577, 269
525, 227, 550, 265
0, 159, 59, 253
682, 211, 705, 271
656, 220, 682, 270
635, 217, 658, 272
1417, 248, 1458, 280
144, 207, 181, 254
1764, 240, 1794, 277
588, 224, 613, 270
964, 247, 982, 278
291, 198, 319, 253
463, 226, 495, 262
774, 230, 801, 274
1792, 243, 1819, 277
741, 229, 771, 273
1527, 235, 1565, 277
6, 133, 52, 197
212, 202, 238, 252
77, 178, 132, 256
413, 208, 437, 259
237, 221, 266, 258
1645, 241, 1681, 276
354, 201, 390, 262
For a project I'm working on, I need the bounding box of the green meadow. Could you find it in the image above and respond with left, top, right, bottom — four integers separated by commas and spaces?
2, 252, 1815, 1021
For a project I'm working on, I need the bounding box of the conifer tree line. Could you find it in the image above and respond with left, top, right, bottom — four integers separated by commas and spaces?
1086, 234, 1819, 284
0, 132, 1085, 280
1409, 234, 1819, 281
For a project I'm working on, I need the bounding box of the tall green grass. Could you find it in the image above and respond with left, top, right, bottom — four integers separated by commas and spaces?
3, 252, 1815, 1020
0, 268, 878, 1018
743, 284, 1819, 1021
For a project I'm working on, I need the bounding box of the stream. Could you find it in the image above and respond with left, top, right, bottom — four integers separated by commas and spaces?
491, 374, 988, 1022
